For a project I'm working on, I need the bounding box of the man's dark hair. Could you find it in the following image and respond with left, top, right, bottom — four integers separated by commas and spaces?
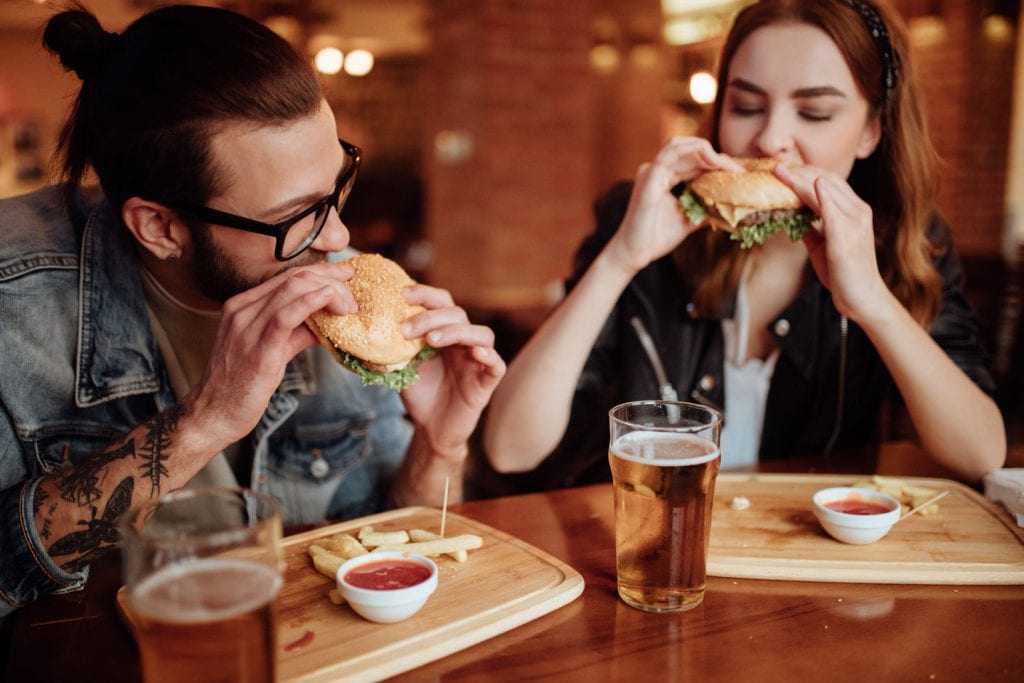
43, 4, 323, 210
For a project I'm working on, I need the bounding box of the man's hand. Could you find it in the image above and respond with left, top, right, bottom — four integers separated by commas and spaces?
187, 261, 358, 450
398, 283, 506, 460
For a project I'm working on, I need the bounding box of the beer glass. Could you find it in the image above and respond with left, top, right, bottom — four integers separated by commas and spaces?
119, 487, 283, 683
609, 400, 722, 612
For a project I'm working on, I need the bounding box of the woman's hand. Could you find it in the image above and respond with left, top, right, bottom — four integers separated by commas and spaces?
605, 136, 743, 275
398, 283, 506, 461
775, 163, 892, 323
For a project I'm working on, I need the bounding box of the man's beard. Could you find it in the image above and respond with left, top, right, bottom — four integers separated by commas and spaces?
189, 226, 327, 303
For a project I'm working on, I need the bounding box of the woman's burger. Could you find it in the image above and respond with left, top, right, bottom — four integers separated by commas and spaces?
677, 158, 816, 248
307, 253, 434, 391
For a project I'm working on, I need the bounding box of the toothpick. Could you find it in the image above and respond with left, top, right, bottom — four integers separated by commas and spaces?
896, 490, 949, 523
440, 475, 450, 538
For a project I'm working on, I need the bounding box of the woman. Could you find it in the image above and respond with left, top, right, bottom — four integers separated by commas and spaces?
484, 0, 1004, 486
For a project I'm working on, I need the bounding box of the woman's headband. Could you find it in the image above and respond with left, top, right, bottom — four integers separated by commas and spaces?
843, 0, 900, 100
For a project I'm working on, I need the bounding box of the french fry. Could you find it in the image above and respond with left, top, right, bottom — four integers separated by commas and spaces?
409, 528, 468, 562
309, 523, 484, 609
359, 530, 411, 547
373, 533, 482, 557
317, 533, 369, 558
312, 551, 344, 580
854, 476, 942, 515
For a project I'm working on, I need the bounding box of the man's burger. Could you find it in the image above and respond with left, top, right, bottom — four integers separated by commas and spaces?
677, 157, 816, 249
307, 253, 435, 391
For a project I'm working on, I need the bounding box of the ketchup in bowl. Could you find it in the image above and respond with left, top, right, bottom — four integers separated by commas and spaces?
823, 498, 894, 515
344, 559, 431, 590
337, 551, 439, 623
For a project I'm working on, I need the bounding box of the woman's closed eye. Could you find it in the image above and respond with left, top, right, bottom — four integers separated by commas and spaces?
799, 109, 834, 122
729, 104, 764, 117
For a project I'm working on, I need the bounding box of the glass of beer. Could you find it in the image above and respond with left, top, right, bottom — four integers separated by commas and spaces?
119, 487, 284, 683
609, 400, 722, 612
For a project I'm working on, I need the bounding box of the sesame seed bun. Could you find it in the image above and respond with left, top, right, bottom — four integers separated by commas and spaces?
307, 253, 425, 372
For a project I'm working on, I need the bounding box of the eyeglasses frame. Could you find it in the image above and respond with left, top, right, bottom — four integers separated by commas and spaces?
153, 138, 362, 261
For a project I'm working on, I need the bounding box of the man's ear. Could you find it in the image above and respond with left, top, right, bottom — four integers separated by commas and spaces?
122, 198, 189, 260
856, 115, 883, 159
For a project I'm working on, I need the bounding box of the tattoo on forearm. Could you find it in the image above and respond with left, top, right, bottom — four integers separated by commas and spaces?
55, 439, 135, 507
48, 476, 134, 573
33, 485, 49, 517
40, 503, 57, 541
137, 404, 186, 498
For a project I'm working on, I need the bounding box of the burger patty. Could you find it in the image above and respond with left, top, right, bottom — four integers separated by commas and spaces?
737, 208, 802, 227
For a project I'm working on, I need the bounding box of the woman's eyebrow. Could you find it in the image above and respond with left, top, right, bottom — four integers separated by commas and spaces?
727, 78, 847, 99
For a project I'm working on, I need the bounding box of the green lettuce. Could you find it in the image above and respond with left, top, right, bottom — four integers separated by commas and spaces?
677, 186, 709, 226
676, 184, 814, 250
332, 345, 437, 391
730, 211, 814, 249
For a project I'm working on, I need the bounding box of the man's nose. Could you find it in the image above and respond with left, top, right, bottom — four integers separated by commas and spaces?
312, 208, 350, 254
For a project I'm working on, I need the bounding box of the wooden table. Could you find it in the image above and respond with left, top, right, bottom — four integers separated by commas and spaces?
6, 450, 1024, 681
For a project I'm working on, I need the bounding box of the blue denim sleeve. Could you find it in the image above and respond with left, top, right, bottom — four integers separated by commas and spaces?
0, 478, 90, 620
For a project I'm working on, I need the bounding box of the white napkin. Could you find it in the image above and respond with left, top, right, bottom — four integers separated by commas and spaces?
983, 468, 1024, 527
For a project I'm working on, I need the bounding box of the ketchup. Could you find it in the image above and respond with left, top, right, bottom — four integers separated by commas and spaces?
824, 498, 894, 515
344, 560, 431, 590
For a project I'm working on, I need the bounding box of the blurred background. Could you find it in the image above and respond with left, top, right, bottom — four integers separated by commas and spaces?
0, 0, 1021, 454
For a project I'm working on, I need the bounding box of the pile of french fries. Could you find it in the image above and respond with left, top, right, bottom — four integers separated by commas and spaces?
852, 475, 943, 515
307, 526, 483, 604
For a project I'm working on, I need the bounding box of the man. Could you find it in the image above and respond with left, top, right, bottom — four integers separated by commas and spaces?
0, 5, 504, 618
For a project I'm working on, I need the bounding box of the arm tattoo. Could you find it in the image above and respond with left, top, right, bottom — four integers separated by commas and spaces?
32, 485, 49, 516
48, 476, 134, 573
137, 404, 186, 498
55, 439, 135, 507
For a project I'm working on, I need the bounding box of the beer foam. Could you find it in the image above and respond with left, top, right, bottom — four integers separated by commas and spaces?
131, 558, 282, 624
611, 431, 720, 466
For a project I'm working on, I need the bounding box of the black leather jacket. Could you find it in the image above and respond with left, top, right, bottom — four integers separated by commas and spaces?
529, 183, 995, 489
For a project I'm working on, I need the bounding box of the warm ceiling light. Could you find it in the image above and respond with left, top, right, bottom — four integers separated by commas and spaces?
661, 0, 737, 11
689, 71, 717, 104
909, 16, 947, 47
590, 44, 620, 73
314, 47, 344, 75
982, 14, 1013, 43
344, 49, 374, 77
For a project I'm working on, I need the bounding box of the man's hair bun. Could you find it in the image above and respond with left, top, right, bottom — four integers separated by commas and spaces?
43, 9, 119, 82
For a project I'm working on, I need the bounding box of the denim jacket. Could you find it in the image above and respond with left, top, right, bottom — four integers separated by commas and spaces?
0, 186, 412, 618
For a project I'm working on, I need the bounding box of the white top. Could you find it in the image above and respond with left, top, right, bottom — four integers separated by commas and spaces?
720, 272, 779, 469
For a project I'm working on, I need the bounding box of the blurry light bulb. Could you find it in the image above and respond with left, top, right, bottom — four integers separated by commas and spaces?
314, 47, 344, 75
590, 44, 620, 73
982, 14, 1013, 43
344, 49, 374, 77
689, 71, 717, 104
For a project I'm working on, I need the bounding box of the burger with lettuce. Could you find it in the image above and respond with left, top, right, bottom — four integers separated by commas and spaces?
677, 157, 816, 249
307, 253, 434, 391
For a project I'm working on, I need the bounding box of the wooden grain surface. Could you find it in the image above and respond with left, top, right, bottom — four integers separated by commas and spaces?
708, 473, 1024, 584
121, 506, 584, 682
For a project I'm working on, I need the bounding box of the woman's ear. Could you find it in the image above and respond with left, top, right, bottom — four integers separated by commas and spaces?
856, 115, 883, 159
122, 198, 189, 261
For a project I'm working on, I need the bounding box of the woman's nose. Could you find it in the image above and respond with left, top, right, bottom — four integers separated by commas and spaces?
312, 208, 350, 254
754, 111, 793, 158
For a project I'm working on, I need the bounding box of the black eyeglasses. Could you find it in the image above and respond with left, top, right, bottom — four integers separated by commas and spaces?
155, 139, 361, 261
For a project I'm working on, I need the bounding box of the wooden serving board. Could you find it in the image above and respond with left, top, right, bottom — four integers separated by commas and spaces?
708, 473, 1024, 585
120, 507, 584, 682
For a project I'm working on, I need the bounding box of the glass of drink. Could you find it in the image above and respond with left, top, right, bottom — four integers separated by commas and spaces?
119, 487, 284, 683
608, 400, 722, 612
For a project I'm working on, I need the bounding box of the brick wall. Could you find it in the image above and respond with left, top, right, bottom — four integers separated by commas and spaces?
422, 0, 601, 310
910, 1, 1017, 257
